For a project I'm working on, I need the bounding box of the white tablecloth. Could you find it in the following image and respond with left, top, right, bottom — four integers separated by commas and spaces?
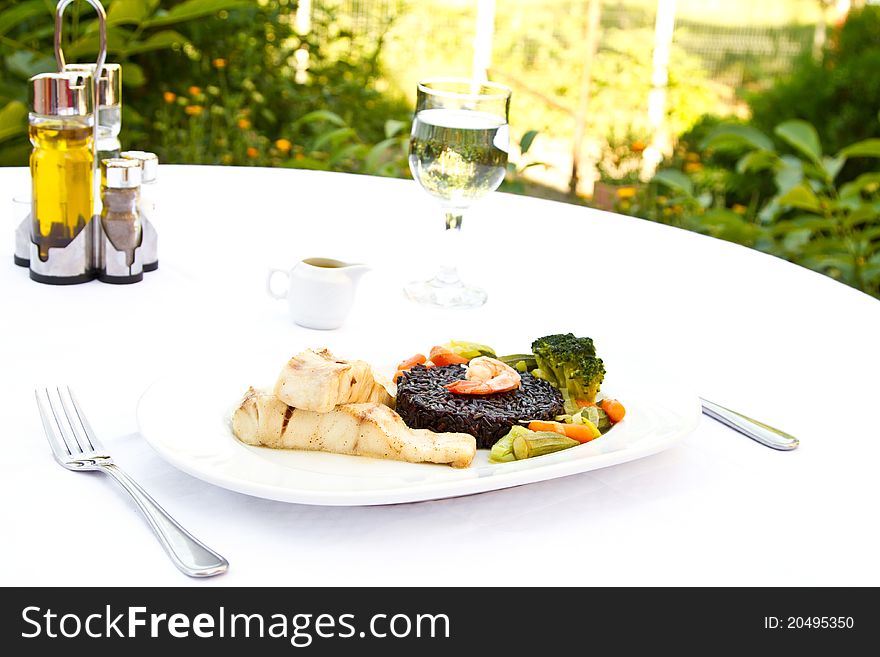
2, 165, 878, 586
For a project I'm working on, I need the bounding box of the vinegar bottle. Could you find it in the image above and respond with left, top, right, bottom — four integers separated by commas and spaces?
65, 63, 122, 160
29, 72, 94, 262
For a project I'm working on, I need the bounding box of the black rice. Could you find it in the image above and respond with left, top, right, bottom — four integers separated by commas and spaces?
396, 364, 565, 449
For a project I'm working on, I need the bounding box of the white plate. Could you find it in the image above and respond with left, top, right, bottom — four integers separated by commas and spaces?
136, 352, 701, 506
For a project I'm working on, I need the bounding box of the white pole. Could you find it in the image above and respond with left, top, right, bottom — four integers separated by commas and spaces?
293, 0, 312, 83
472, 0, 496, 82
643, 0, 676, 179
295, 0, 312, 35
570, 0, 602, 197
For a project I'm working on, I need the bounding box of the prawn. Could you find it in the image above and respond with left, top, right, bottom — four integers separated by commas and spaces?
444, 356, 521, 395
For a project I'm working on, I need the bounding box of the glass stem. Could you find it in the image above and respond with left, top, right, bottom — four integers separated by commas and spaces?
436, 210, 464, 285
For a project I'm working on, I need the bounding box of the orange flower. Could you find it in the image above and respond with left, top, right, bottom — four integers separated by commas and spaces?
213, 58, 227, 69
188, 86, 202, 96
630, 141, 647, 153
246, 147, 258, 158
732, 204, 747, 214
616, 186, 637, 199
275, 138, 292, 153
185, 105, 203, 116
163, 91, 176, 103
237, 118, 251, 130
684, 162, 703, 173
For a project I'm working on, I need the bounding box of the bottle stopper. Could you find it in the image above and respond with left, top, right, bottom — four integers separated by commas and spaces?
30, 71, 93, 117
120, 151, 159, 183
64, 63, 120, 110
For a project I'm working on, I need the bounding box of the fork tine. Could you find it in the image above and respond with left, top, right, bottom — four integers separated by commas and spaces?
67, 387, 104, 453
35, 388, 72, 459
47, 387, 85, 456
58, 386, 96, 453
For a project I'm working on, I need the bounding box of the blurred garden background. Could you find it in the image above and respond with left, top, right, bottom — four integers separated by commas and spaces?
1, 0, 879, 297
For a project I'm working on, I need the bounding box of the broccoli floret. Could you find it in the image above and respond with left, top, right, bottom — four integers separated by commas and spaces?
531, 334, 595, 386
530, 333, 604, 405
565, 354, 605, 404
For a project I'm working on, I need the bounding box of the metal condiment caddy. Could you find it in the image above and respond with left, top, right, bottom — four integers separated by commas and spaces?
14, 0, 158, 285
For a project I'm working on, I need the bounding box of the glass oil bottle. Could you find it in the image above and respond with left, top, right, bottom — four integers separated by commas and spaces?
28, 71, 95, 284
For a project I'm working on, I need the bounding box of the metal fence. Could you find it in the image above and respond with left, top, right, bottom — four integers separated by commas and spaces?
319, 0, 816, 90
314, 0, 820, 192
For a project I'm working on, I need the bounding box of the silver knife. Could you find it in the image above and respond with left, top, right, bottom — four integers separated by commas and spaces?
701, 398, 799, 451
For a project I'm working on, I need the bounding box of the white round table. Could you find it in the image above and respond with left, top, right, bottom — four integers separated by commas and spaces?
2, 165, 878, 586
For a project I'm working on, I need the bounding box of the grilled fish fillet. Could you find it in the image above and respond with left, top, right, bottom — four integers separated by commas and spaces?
274, 348, 394, 413
232, 388, 476, 468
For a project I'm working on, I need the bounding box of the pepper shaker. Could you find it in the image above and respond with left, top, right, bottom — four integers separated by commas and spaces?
98, 158, 143, 284
120, 150, 159, 271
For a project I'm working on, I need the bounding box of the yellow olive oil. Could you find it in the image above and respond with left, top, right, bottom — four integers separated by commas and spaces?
29, 120, 93, 260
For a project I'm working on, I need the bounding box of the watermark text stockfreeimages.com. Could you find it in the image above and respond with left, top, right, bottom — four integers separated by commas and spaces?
21, 605, 450, 647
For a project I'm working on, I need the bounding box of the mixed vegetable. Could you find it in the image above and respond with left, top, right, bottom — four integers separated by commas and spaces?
394, 341, 495, 382
394, 334, 626, 463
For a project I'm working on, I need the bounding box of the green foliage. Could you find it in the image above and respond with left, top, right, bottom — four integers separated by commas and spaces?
502, 129, 550, 194
0, 0, 247, 162
0, 0, 412, 173
0, 99, 28, 166
748, 5, 880, 180
134, 0, 411, 166
628, 119, 880, 298
595, 126, 650, 185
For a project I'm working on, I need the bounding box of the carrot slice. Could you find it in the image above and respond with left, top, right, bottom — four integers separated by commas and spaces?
528, 420, 565, 434
575, 399, 597, 407
528, 420, 600, 443
600, 398, 626, 423
429, 345, 469, 366
396, 353, 427, 370
560, 423, 600, 443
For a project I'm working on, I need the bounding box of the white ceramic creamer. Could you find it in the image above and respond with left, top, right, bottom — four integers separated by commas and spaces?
267, 257, 370, 330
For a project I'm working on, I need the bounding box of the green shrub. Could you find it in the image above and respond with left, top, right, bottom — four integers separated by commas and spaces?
132, 0, 411, 167
0, 0, 251, 164
672, 114, 776, 211
629, 119, 880, 298
0, 0, 412, 173
748, 5, 880, 180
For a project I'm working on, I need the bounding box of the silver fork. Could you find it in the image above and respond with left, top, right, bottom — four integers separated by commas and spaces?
36, 386, 228, 578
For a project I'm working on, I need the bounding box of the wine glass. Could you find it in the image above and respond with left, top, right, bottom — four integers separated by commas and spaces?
405, 78, 511, 308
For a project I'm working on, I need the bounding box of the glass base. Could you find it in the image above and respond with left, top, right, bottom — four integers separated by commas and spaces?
404, 277, 487, 308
